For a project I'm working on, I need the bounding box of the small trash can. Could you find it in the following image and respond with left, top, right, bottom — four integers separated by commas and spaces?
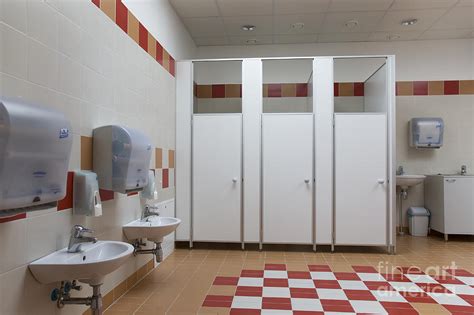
407, 207, 430, 237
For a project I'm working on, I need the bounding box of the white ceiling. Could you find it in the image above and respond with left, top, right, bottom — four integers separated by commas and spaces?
169, 0, 474, 46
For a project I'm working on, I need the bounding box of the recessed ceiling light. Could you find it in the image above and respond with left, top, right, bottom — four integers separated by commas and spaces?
241, 25, 256, 31
387, 34, 401, 40
345, 20, 359, 29
401, 18, 418, 26
291, 22, 305, 30
245, 39, 258, 44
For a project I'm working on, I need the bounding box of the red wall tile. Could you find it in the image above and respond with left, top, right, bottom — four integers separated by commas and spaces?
0, 213, 26, 224
99, 189, 114, 201
268, 84, 282, 97
162, 169, 169, 189
57, 172, 74, 211
334, 83, 339, 97
156, 41, 163, 66
115, 0, 128, 33
413, 81, 428, 95
169, 56, 175, 76
444, 80, 459, 95
212, 84, 226, 98
138, 23, 148, 51
92, 0, 100, 8
353, 82, 364, 96
296, 83, 308, 97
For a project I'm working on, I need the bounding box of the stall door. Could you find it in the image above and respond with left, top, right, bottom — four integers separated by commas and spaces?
262, 114, 313, 244
335, 114, 387, 245
193, 114, 242, 242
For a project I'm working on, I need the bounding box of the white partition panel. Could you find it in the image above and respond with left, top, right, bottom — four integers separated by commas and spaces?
262, 114, 313, 244
193, 114, 242, 242
334, 114, 387, 245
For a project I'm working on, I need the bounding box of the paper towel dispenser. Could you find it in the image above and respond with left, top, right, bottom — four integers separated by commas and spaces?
409, 118, 444, 149
93, 125, 152, 194
0, 98, 73, 214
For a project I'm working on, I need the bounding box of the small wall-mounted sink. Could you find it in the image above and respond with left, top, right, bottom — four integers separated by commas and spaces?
123, 217, 181, 243
396, 174, 426, 189
29, 241, 134, 285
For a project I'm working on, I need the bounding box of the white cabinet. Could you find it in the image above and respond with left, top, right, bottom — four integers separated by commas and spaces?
425, 175, 474, 239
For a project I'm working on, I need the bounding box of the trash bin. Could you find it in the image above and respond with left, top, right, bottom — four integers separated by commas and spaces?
407, 207, 430, 236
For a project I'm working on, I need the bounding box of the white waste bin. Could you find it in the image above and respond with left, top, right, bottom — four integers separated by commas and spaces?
407, 207, 430, 237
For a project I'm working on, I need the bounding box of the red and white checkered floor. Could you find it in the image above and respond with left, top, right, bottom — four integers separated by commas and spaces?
202, 264, 474, 314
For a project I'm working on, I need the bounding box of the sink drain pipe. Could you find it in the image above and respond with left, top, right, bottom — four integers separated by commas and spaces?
133, 240, 163, 262
52, 281, 103, 315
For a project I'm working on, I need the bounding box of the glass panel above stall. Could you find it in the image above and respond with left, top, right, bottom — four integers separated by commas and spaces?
193, 61, 242, 114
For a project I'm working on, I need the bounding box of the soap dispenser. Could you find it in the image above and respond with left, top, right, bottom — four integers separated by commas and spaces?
73, 171, 102, 216
139, 170, 158, 200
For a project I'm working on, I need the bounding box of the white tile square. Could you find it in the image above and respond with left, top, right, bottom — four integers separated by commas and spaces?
263, 287, 291, 298
350, 300, 386, 313
1, 24, 28, 80
316, 288, 347, 300
371, 290, 407, 302
238, 277, 264, 287
389, 282, 424, 292
357, 272, 386, 281
288, 279, 315, 288
428, 292, 470, 306
311, 272, 336, 280
457, 276, 474, 286
443, 284, 474, 295
264, 270, 288, 279
405, 274, 437, 284
231, 296, 262, 309
291, 298, 323, 311
338, 280, 369, 290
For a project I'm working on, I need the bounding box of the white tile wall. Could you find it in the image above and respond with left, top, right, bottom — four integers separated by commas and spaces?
0, 0, 176, 314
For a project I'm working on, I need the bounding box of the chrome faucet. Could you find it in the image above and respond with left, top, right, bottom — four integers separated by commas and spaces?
67, 225, 97, 253
461, 165, 467, 175
397, 166, 404, 175
141, 204, 160, 221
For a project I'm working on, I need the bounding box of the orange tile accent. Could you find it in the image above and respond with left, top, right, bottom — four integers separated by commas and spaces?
126, 272, 138, 289
99, 0, 115, 21
339, 83, 354, 96
155, 148, 163, 169
281, 84, 296, 97
397, 81, 413, 96
147, 33, 156, 59
113, 279, 128, 300
57, 172, 74, 211
102, 291, 114, 310
263, 84, 269, 97
197, 85, 212, 98
168, 150, 175, 169
428, 81, 444, 95
80, 136, 93, 170
460, 80, 474, 94
127, 11, 140, 44
225, 84, 241, 98
163, 50, 170, 73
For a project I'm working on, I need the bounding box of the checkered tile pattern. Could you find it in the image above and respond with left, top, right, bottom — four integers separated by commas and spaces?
203, 264, 474, 314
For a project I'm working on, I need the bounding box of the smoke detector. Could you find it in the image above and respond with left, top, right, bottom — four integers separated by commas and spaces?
245, 39, 258, 44
241, 25, 256, 31
345, 20, 359, 29
387, 34, 401, 40
291, 22, 305, 30
401, 18, 418, 26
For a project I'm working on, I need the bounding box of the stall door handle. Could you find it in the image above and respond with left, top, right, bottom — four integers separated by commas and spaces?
232, 178, 238, 183
377, 179, 385, 184
304, 179, 310, 184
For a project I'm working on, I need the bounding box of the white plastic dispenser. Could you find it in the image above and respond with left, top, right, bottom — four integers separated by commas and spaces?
139, 170, 158, 200
0, 98, 72, 214
93, 125, 152, 194
73, 171, 102, 216
409, 118, 444, 149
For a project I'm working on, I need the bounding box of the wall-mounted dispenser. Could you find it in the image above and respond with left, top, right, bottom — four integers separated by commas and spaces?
409, 118, 444, 149
73, 171, 102, 216
0, 98, 72, 215
139, 170, 158, 200
93, 125, 152, 194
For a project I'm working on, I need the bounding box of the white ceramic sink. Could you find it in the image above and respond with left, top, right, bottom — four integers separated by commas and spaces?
29, 241, 134, 285
123, 216, 181, 243
396, 174, 426, 189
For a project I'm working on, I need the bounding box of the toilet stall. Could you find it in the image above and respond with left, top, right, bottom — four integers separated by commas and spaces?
176, 56, 396, 253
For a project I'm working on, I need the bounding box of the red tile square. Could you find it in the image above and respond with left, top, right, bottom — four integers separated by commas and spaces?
382, 274, 410, 282
264, 278, 289, 287
213, 276, 239, 286
334, 272, 361, 281
443, 305, 474, 314
169, 56, 175, 77
399, 291, 436, 303
417, 283, 451, 293
352, 266, 377, 273
353, 82, 365, 96
397, 266, 424, 274
235, 286, 262, 297
290, 288, 318, 299
296, 83, 308, 97
343, 289, 376, 301
127, 192, 138, 196
313, 280, 341, 289
162, 169, 169, 189
0, 213, 26, 224
381, 302, 418, 315
444, 80, 459, 95
265, 264, 286, 271
241, 270, 264, 278
230, 309, 261, 315
288, 271, 311, 279
334, 83, 339, 97
156, 41, 163, 65
138, 23, 148, 51
92, 0, 100, 8
293, 312, 324, 315
385, 309, 419, 315
444, 268, 474, 277
212, 84, 226, 98
115, 0, 128, 33
364, 281, 394, 291
432, 275, 464, 284
413, 81, 428, 95
99, 189, 114, 201
308, 265, 331, 272
262, 297, 291, 310
57, 171, 74, 211
459, 294, 474, 306
267, 84, 282, 97
202, 295, 233, 307
320, 299, 354, 313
